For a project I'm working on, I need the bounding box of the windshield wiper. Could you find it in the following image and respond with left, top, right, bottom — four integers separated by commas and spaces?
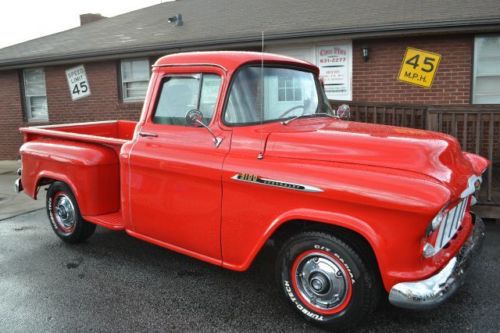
281, 112, 337, 125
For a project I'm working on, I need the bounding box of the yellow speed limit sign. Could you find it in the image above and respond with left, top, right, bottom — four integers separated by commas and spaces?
398, 47, 441, 88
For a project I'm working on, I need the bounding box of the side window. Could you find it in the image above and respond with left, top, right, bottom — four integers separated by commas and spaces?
199, 75, 222, 120
121, 58, 150, 102
23, 68, 48, 122
473, 36, 500, 104
153, 74, 222, 126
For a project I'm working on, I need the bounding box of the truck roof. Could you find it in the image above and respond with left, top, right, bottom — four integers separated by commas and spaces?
153, 51, 319, 74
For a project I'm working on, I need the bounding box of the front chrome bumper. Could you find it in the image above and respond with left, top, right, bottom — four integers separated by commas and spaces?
388, 215, 486, 310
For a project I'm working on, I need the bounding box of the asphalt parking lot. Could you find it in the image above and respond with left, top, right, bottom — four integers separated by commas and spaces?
0, 209, 499, 332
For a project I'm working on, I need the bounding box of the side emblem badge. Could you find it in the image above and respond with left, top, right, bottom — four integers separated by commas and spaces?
231, 173, 323, 193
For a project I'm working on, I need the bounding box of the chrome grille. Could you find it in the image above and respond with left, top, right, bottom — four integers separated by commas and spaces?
435, 197, 468, 251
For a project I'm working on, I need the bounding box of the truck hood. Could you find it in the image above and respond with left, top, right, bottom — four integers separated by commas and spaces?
266, 120, 474, 196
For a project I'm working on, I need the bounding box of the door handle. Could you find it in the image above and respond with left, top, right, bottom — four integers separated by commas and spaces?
139, 131, 158, 138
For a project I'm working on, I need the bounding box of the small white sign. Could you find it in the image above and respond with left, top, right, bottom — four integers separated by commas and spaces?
66, 65, 91, 100
317, 43, 352, 101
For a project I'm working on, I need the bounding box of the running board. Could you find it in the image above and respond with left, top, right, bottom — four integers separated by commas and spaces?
84, 211, 125, 230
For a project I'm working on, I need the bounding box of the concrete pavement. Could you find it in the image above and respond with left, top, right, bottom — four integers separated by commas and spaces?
0, 209, 499, 332
0, 159, 498, 331
0, 160, 44, 220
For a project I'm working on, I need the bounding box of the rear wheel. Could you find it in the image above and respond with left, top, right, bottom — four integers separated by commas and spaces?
276, 231, 379, 330
46, 181, 96, 243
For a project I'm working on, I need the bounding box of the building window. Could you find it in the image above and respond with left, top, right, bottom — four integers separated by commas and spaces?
473, 36, 500, 104
278, 76, 302, 102
121, 59, 150, 101
23, 68, 48, 121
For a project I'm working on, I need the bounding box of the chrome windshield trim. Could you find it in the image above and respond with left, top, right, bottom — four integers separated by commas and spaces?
231, 174, 323, 193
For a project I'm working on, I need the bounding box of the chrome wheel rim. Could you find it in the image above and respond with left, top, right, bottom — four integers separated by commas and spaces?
294, 252, 350, 311
52, 193, 76, 234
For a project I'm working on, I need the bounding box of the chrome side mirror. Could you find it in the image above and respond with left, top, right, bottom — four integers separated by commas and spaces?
336, 104, 351, 120
186, 109, 204, 127
185, 109, 223, 148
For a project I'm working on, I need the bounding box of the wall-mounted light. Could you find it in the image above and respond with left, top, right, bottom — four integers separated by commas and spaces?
168, 13, 183, 26
362, 47, 369, 62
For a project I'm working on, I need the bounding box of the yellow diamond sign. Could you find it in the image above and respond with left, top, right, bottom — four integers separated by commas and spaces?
398, 47, 442, 88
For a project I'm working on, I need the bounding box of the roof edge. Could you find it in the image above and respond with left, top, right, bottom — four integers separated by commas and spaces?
1, 18, 500, 70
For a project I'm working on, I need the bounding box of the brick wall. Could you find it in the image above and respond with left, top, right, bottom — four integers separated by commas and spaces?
0, 61, 143, 160
45, 61, 143, 124
352, 35, 473, 104
0, 71, 24, 160
0, 35, 477, 160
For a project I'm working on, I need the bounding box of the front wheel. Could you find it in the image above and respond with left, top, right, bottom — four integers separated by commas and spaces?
276, 231, 379, 330
46, 181, 96, 243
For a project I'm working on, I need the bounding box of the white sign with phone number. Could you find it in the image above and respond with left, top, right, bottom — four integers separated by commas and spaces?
66, 65, 91, 100
317, 43, 352, 101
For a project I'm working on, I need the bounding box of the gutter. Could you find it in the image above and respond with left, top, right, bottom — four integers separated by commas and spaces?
1, 18, 500, 70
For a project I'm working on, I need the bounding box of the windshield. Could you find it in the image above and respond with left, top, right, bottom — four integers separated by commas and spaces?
224, 66, 332, 125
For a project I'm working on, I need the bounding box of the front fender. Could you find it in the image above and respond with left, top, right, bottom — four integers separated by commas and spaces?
463, 152, 489, 175
221, 208, 384, 273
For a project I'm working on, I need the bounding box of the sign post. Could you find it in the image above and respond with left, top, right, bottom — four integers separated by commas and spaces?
66, 65, 91, 100
398, 47, 441, 88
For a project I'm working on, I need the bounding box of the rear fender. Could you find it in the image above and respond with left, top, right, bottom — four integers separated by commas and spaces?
20, 140, 120, 216
34, 171, 79, 200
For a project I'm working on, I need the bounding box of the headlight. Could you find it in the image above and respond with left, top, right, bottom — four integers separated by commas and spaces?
423, 202, 450, 258
426, 203, 449, 237
431, 210, 445, 231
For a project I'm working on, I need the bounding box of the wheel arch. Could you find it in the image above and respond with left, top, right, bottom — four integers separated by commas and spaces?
34, 171, 80, 203
223, 209, 385, 284
269, 219, 384, 291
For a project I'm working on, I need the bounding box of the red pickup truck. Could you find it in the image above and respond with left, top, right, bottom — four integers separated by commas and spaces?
16, 51, 488, 329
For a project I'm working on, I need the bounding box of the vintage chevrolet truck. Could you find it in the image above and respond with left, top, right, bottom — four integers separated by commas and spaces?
16, 51, 488, 329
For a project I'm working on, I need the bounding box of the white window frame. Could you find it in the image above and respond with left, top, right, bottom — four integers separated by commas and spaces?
278, 76, 302, 102
22, 68, 48, 122
473, 35, 500, 104
120, 58, 150, 102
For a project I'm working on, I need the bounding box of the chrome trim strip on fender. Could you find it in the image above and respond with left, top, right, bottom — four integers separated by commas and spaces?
231, 174, 323, 193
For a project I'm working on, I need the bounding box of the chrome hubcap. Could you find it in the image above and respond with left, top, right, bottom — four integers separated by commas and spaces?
53, 194, 76, 233
295, 252, 350, 310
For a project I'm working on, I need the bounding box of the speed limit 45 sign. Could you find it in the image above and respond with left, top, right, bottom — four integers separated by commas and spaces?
66, 65, 91, 100
398, 47, 441, 88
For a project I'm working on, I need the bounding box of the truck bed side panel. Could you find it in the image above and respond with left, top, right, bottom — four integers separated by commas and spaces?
20, 139, 120, 216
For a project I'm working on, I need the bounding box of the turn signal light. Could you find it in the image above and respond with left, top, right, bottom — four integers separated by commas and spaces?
423, 243, 436, 258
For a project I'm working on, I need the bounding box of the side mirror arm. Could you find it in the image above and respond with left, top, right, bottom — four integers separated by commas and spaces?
195, 120, 223, 148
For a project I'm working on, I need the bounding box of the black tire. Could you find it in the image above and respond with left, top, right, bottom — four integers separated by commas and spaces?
276, 231, 379, 330
46, 181, 96, 243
